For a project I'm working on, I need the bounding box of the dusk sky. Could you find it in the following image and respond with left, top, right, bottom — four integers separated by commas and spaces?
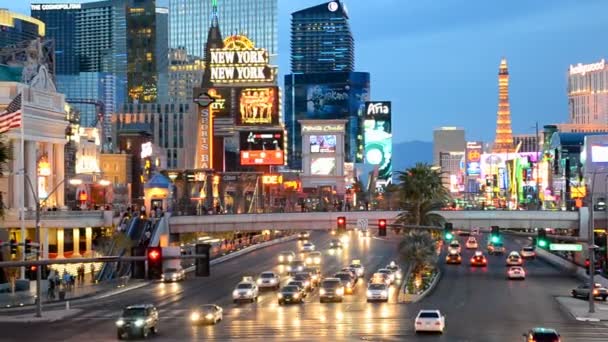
7, 0, 608, 143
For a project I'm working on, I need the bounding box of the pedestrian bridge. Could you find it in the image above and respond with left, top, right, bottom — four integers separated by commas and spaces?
168, 209, 589, 233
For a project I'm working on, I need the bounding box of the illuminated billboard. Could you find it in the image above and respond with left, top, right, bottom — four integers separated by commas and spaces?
208, 88, 232, 117
310, 135, 337, 153
311, 157, 336, 176
465, 141, 483, 176
239, 130, 284, 166
236, 87, 279, 126
363, 101, 392, 181
209, 35, 274, 84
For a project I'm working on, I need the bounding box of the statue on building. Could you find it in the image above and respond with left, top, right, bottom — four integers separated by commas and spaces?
21, 39, 56, 92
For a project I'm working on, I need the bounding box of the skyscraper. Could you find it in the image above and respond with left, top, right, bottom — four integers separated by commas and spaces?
567, 58, 608, 125
0, 9, 45, 48
126, 0, 158, 103
493, 58, 514, 153
290, 1, 354, 73
169, 0, 277, 59
30, 4, 78, 74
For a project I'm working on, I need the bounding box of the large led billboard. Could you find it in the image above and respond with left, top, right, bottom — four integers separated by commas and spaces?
465, 141, 483, 176
208, 87, 232, 117
239, 130, 284, 166
236, 87, 279, 126
311, 157, 336, 176
363, 101, 392, 181
310, 135, 337, 153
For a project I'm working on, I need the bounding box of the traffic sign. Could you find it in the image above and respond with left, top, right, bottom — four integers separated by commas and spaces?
357, 218, 368, 230
549, 243, 583, 252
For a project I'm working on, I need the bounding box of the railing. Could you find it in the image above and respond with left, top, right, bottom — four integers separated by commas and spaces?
11, 210, 107, 220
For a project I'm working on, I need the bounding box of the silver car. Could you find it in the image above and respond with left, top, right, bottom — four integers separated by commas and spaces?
366, 283, 389, 302
257, 271, 280, 290
161, 267, 185, 282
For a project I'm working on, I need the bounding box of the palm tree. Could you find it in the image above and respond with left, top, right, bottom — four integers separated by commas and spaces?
398, 230, 437, 272
395, 163, 449, 227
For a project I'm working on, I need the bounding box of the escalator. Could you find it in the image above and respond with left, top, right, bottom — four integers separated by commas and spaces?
97, 216, 148, 281
115, 218, 164, 278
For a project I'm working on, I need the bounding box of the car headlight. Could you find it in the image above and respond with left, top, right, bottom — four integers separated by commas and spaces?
116, 319, 125, 327
246, 290, 253, 296
314, 258, 321, 263
134, 319, 144, 327
346, 283, 352, 288
270, 278, 277, 283
293, 292, 299, 298
172, 275, 177, 279
396, 272, 402, 279
257, 279, 263, 285
288, 256, 293, 262
336, 288, 344, 295
190, 312, 200, 321
306, 258, 312, 264
366, 290, 372, 297
278, 293, 283, 298
381, 290, 388, 297
279, 256, 284, 261
287, 266, 292, 271
205, 313, 214, 320
232, 290, 239, 297
320, 289, 326, 295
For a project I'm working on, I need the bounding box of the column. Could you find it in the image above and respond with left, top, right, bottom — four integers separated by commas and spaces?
11, 139, 22, 209
56, 228, 64, 259
53, 144, 65, 208
45, 143, 54, 207
72, 228, 80, 257
24, 141, 37, 210
85, 227, 92, 257
42, 228, 49, 259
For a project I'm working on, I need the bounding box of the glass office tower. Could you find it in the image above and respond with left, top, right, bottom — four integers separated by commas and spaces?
31, 4, 78, 74
0, 9, 45, 48
126, 0, 157, 103
169, 0, 277, 59
290, 1, 354, 73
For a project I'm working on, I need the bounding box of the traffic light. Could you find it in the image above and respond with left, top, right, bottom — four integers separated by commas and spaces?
27, 266, 37, 281
195, 243, 211, 277
146, 247, 163, 279
444, 223, 454, 240
131, 246, 146, 279
9, 239, 17, 255
537, 228, 548, 248
378, 219, 387, 236
25, 239, 31, 254
337, 216, 346, 234
490, 226, 501, 243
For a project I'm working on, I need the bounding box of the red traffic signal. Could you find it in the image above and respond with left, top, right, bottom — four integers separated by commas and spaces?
337, 217, 345, 225
30, 265, 37, 271
378, 219, 387, 228
585, 259, 590, 267
148, 248, 161, 261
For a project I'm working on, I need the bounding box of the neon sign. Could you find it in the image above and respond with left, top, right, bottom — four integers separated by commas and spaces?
569, 59, 605, 75
302, 124, 345, 133
209, 35, 273, 83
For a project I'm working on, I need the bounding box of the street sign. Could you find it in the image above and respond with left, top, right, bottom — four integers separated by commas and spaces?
357, 218, 368, 230
194, 92, 215, 107
549, 243, 583, 252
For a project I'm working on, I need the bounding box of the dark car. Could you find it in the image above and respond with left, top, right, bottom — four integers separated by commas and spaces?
571, 283, 608, 301
116, 304, 159, 340
329, 239, 343, 249
278, 285, 304, 305
286, 280, 307, 298
522, 327, 560, 342
334, 272, 355, 294
293, 272, 314, 291
319, 278, 344, 303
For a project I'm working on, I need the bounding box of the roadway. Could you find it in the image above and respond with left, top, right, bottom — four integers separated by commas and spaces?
1, 231, 607, 341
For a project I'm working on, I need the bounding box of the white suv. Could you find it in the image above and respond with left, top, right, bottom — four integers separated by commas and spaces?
257, 271, 280, 290
232, 277, 259, 303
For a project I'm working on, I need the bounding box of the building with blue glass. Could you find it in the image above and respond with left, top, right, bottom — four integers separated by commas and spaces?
0, 9, 45, 48
30, 4, 78, 74
284, 72, 370, 169
169, 0, 277, 59
290, 1, 353, 73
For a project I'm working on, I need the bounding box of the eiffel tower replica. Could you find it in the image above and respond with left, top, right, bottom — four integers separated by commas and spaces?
492, 58, 515, 153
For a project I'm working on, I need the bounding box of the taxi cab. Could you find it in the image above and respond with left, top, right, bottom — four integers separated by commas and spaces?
470, 251, 487, 267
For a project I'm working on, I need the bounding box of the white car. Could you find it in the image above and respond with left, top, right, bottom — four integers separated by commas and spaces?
377, 269, 394, 284
232, 277, 259, 303
256, 271, 280, 289
415, 310, 445, 333
520, 246, 536, 259
190, 304, 223, 325
350, 260, 365, 277
301, 242, 315, 252
305, 251, 322, 266
506, 252, 524, 266
465, 237, 478, 249
507, 266, 526, 280
366, 283, 389, 302
161, 267, 185, 282
448, 241, 461, 253
278, 251, 296, 264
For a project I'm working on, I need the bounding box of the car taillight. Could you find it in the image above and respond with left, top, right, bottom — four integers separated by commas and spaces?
434, 321, 441, 325
470, 258, 475, 262
416, 321, 422, 325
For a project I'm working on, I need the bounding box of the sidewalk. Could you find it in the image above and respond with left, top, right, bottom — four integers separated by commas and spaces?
556, 296, 608, 322
0, 308, 83, 323
0, 276, 147, 308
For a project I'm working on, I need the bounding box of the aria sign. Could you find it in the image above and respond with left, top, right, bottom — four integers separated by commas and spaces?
365, 101, 391, 118
569, 59, 605, 76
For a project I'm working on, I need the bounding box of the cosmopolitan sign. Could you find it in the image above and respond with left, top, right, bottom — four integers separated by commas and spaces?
209, 48, 273, 83
31, 4, 82, 10
569, 59, 605, 76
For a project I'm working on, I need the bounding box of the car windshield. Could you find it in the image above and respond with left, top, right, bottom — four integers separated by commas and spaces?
200, 305, 216, 313
523, 247, 534, 251
237, 283, 253, 289
531, 332, 559, 341
368, 284, 386, 290
290, 261, 304, 266
379, 270, 390, 274
122, 308, 147, 317
294, 274, 308, 280
335, 273, 351, 281
322, 280, 340, 288
288, 281, 303, 287
419, 312, 440, 319
280, 252, 292, 256
164, 268, 177, 273
260, 273, 275, 278
282, 286, 298, 293
450, 241, 459, 246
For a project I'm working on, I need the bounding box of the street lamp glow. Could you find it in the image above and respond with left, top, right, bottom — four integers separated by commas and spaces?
68, 179, 82, 185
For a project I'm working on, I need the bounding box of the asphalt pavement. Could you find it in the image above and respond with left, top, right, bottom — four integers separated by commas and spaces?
1, 231, 607, 341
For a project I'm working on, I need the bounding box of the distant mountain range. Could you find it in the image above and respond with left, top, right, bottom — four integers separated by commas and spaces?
392, 140, 433, 173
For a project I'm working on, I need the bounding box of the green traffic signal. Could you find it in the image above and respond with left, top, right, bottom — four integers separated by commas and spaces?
445, 232, 454, 240
490, 235, 500, 243
537, 239, 547, 248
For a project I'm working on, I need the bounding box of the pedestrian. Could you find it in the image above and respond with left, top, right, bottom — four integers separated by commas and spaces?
48, 279, 55, 300
90, 264, 96, 282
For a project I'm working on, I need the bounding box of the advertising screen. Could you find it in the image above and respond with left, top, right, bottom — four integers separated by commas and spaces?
591, 145, 608, 162
239, 130, 284, 166
208, 87, 232, 117
310, 135, 337, 153
306, 85, 349, 119
236, 87, 279, 126
311, 157, 336, 176
465, 141, 483, 176
363, 117, 392, 181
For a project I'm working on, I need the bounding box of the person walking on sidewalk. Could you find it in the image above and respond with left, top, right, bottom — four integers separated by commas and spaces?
47, 278, 56, 300
90, 264, 96, 282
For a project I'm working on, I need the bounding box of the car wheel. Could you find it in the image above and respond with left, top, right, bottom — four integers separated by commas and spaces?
603, 296, 608, 301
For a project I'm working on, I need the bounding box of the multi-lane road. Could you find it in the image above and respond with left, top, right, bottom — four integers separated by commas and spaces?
0, 230, 607, 341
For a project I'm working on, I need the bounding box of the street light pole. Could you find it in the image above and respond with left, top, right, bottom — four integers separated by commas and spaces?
589, 171, 596, 314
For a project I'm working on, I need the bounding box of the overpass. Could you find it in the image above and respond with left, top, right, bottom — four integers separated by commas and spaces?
168, 209, 592, 234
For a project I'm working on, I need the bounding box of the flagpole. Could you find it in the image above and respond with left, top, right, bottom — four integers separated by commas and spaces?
19, 89, 25, 280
